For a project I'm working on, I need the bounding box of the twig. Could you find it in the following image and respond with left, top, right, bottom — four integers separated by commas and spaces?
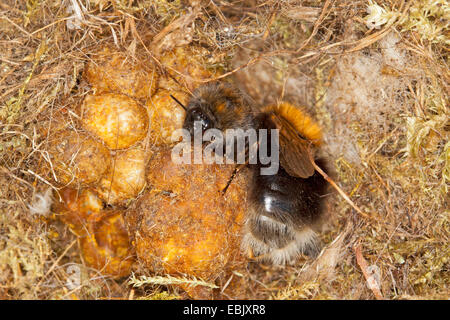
128, 273, 218, 289
354, 245, 385, 300
307, 149, 371, 220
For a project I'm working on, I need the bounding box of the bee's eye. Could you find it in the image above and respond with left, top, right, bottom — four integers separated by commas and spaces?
184, 108, 213, 133
198, 115, 211, 130
183, 107, 214, 135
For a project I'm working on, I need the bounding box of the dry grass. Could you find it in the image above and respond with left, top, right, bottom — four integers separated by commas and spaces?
0, 0, 448, 299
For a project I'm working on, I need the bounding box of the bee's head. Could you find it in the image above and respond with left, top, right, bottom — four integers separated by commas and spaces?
175, 82, 246, 136
183, 106, 215, 136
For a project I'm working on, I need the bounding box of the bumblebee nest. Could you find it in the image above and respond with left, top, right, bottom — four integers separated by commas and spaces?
0, 0, 448, 300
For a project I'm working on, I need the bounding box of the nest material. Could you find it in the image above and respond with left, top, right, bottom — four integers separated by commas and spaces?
0, 0, 448, 300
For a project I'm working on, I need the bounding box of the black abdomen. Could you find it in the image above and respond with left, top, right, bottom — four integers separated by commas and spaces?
243, 160, 328, 264
251, 162, 327, 227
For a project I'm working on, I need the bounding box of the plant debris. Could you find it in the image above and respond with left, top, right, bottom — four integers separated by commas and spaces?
0, 0, 448, 300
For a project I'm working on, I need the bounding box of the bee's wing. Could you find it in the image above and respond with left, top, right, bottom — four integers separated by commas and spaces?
270, 113, 315, 178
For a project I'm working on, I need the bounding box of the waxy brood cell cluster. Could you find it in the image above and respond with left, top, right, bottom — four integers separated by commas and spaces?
49, 45, 248, 297
128, 148, 248, 299
53, 188, 133, 278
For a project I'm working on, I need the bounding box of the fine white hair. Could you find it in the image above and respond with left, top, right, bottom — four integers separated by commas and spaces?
28, 188, 53, 216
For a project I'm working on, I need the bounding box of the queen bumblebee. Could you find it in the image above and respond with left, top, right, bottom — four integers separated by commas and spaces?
177, 81, 328, 265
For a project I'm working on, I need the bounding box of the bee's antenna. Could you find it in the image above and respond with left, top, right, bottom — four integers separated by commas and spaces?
170, 94, 187, 111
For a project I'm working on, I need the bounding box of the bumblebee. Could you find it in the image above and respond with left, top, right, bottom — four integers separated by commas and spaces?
179, 81, 328, 265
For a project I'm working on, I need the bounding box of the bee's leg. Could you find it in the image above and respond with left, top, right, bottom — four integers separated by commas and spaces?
246, 247, 271, 267
247, 246, 255, 259
221, 166, 238, 195
251, 252, 274, 268
221, 163, 247, 195
245, 242, 271, 264
247, 245, 266, 261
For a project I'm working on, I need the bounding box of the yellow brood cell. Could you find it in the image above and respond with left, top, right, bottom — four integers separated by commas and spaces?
84, 46, 159, 100
47, 130, 111, 187
81, 93, 149, 150
94, 147, 147, 205
147, 88, 187, 146
54, 188, 134, 278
